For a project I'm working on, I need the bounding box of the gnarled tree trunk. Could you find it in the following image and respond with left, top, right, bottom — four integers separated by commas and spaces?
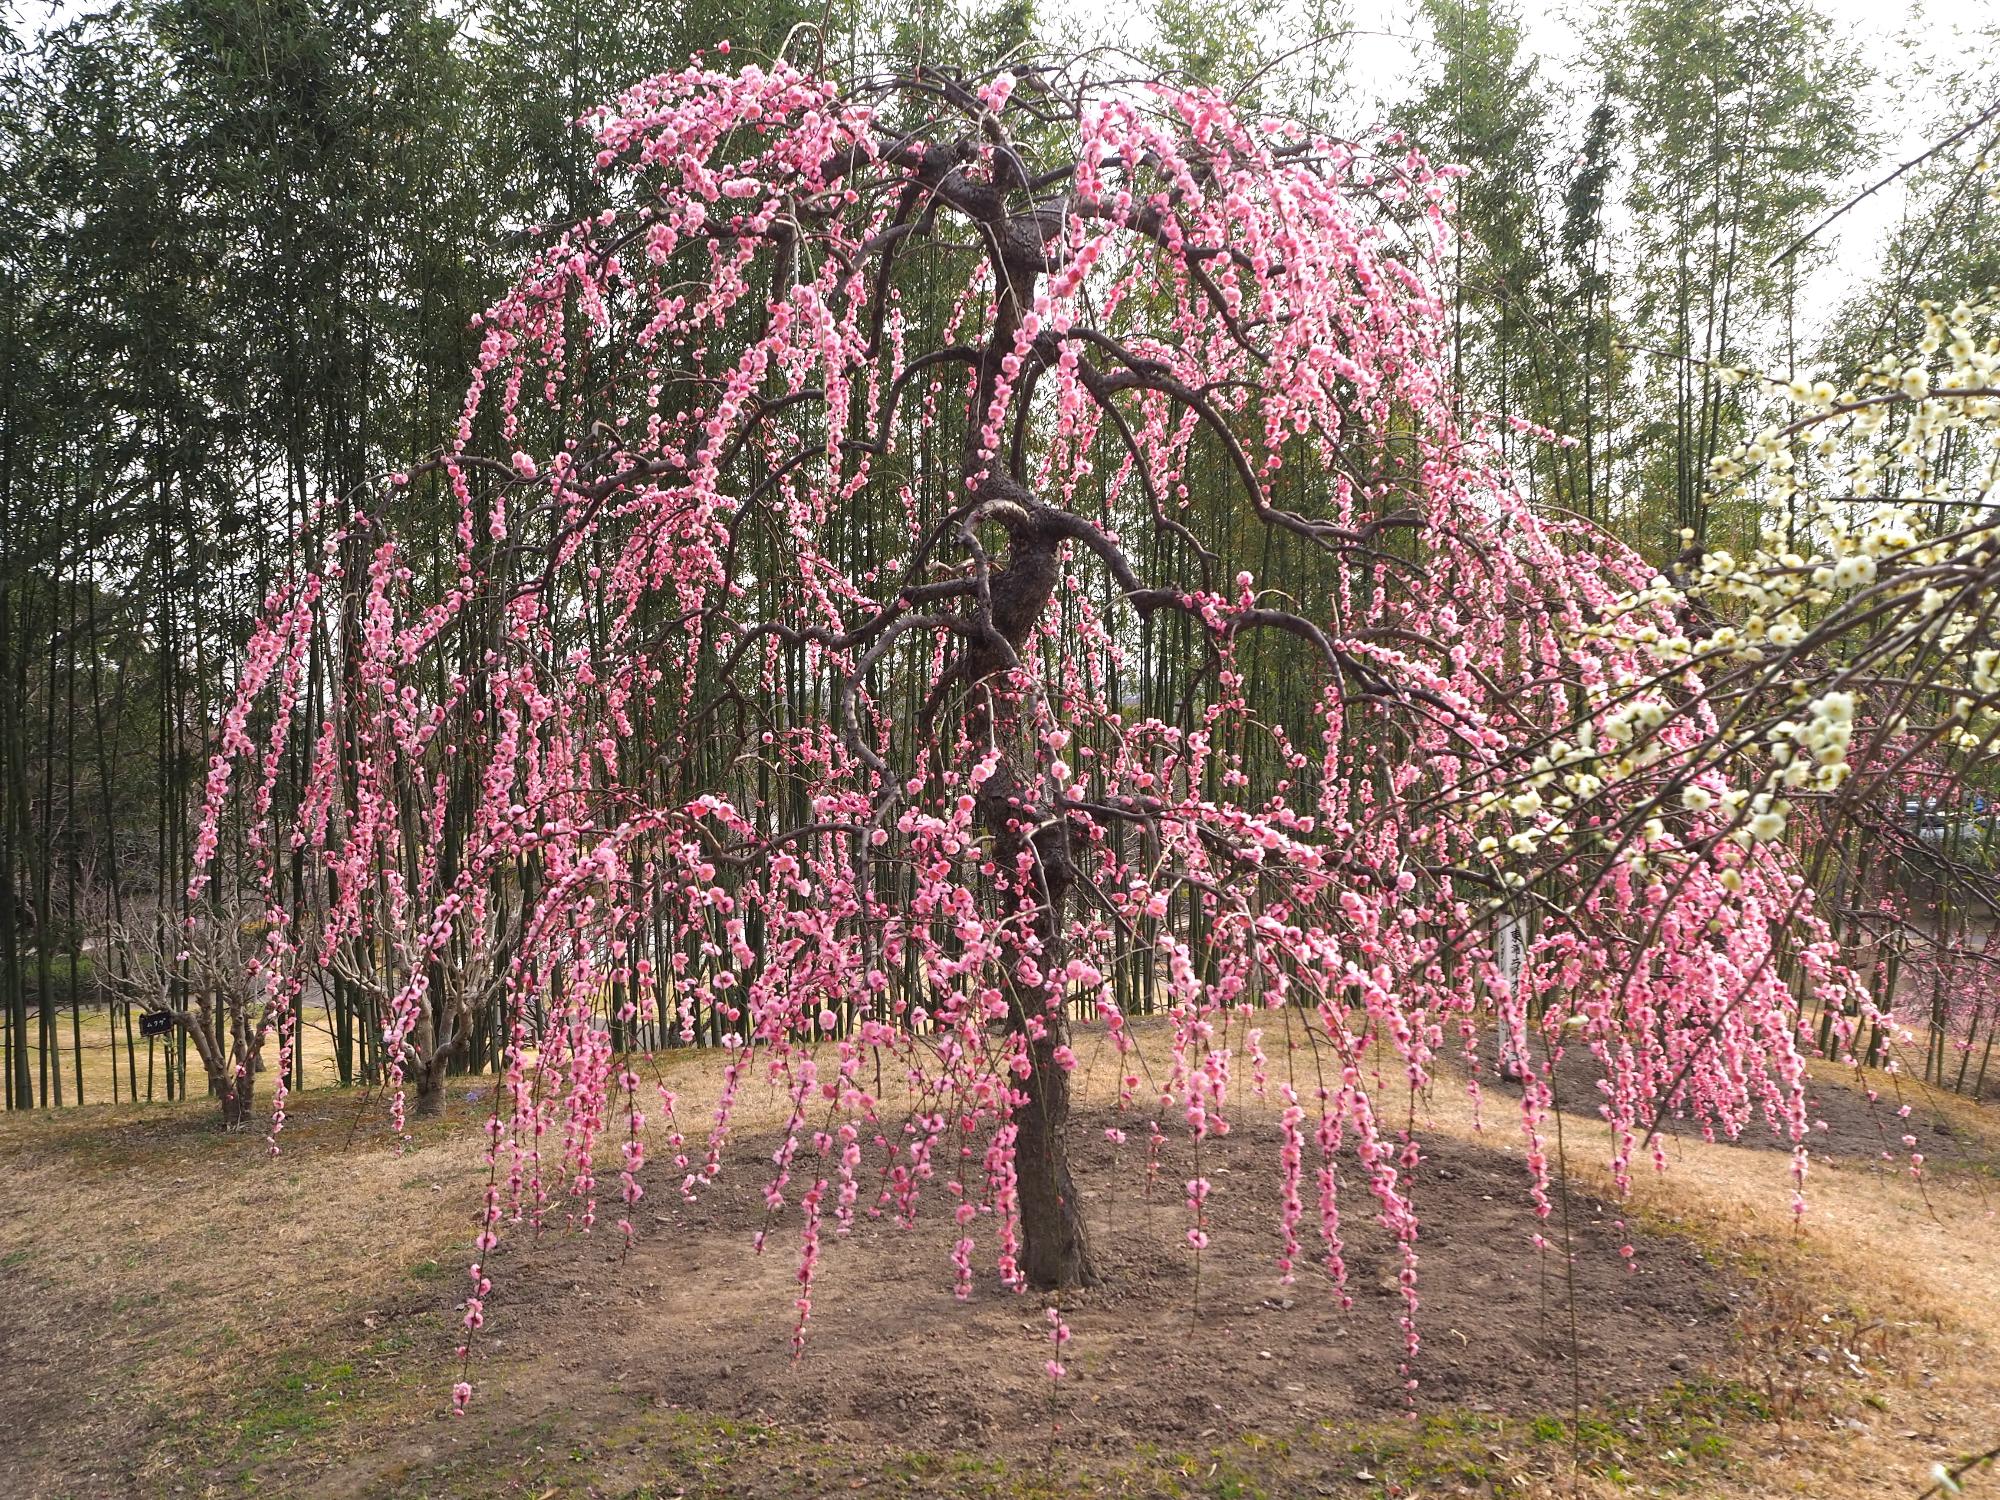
218, 1069, 256, 1130
1011, 1007, 1098, 1288
968, 509, 1100, 1290
411, 1045, 453, 1119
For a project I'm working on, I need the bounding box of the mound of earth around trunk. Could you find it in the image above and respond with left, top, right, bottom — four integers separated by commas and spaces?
473, 1107, 1740, 1454
1468, 1045, 1992, 1169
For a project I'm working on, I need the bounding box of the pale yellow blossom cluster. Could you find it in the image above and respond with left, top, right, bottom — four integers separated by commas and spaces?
1691, 296, 2000, 762
1468, 733, 1610, 872
1460, 296, 2000, 900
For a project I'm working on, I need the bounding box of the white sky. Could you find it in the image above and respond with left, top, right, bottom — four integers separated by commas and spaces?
1483, 0, 1994, 339
1054, 0, 1996, 342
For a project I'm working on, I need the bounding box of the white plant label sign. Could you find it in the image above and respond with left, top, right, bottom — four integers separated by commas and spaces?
1495, 912, 1527, 1080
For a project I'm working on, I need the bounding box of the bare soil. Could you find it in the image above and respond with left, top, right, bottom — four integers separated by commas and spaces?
1469, 1041, 1989, 1168
471, 1112, 1732, 1444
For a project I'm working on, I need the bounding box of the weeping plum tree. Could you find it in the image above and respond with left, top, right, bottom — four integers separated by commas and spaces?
194, 56, 1878, 1391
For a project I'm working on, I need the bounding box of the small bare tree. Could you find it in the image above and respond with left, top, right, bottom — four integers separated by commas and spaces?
318, 866, 526, 1120
104, 906, 273, 1129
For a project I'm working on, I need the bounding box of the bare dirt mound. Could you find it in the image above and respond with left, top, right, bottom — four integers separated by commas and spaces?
1467, 1046, 1997, 1171
457, 1107, 1737, 1474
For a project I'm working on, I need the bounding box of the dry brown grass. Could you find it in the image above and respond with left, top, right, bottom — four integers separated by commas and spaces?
12, 1004, 349, 1107
0, 1085, 491, 1493
1397, 1053, 2000, 1500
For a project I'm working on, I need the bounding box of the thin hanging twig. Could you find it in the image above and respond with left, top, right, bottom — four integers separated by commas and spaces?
1769, 95, 2000, 268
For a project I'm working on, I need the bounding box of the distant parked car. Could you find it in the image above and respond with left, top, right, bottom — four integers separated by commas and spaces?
1900, 797, 1999, 864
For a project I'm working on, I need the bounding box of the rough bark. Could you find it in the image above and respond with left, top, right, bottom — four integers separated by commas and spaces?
411, 1053, 450, 1119
218, 1071, 255, 1130
1011, 1014, 1099, 1288
968, 509, 1102, 1290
